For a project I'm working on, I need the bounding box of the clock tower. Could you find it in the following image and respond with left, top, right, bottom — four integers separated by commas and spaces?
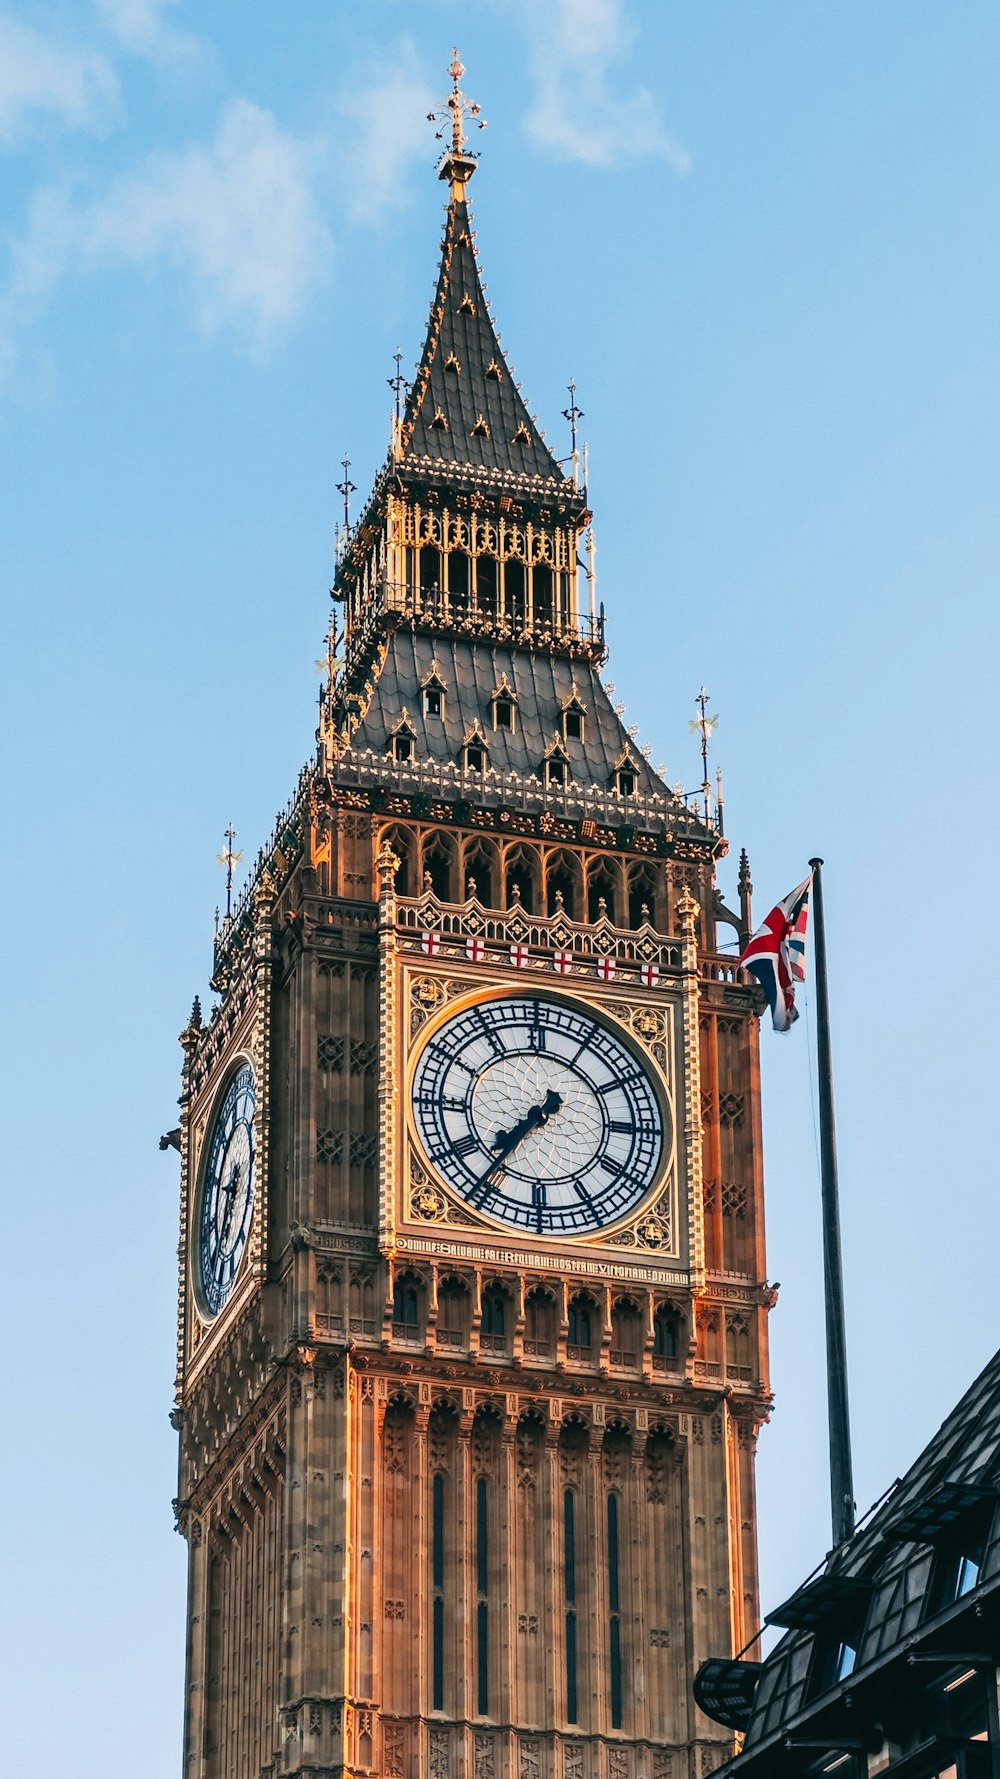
173, 61, 771, 1779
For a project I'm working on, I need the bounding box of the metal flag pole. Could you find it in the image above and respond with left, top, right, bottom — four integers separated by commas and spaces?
808, 856, 856, 1546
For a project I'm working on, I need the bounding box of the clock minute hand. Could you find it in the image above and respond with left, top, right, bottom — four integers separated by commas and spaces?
218, 1161, 241, 1250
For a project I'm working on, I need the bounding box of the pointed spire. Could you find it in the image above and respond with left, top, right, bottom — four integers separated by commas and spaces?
399, 58, 573, 489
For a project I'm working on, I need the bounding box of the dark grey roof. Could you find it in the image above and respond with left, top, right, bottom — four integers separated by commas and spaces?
337, 630, 669, 799
401, 193, 570, 487
717, 1346, 1000, 1765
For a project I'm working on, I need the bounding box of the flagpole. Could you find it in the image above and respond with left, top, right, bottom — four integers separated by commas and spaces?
808, 857, 856, 1546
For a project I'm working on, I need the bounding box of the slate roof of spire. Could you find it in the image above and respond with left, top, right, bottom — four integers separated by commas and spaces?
400, 187, 572, 489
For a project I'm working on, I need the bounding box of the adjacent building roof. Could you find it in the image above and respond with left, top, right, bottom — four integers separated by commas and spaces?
703, 1346, 1000, 1771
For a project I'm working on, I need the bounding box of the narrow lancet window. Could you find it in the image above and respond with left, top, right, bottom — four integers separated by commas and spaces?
476, 1477, 489, 1715
564, 1489, 578, 1723
608, 1493, 623, 1729
432, 1472, 445, 1710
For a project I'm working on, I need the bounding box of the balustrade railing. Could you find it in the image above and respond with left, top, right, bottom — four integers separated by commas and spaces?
330, 746, 709, 838
342, 577, 606, 672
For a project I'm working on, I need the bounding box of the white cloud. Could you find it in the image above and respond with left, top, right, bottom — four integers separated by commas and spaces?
94, 0, 200, 64
337, 40, 437, 225
0, 14, 119, 144
517, 0, 690, 172
1, 99, 333, 364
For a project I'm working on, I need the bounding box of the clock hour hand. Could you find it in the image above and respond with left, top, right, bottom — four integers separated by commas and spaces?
467, 1089, 563, 1205
491, 1088, 563, 1158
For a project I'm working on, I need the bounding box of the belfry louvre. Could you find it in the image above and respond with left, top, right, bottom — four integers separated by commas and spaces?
172, 60, 772, 1779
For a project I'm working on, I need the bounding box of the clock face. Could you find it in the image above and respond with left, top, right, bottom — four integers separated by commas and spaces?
197, 1062, 257, 1317
411, 994, 665, 1235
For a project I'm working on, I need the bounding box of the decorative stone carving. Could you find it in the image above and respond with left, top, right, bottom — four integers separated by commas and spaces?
474, 1733, 496, 1778
316, 1127, 344, 1164
519, 1740, 541, 1779
384, 1723, 404, 1777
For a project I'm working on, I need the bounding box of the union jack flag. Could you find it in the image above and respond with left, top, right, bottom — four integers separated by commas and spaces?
739, 875, 812, 1032
553, 950, 573, 974
640, 962, 659, 989
510, 943, 529, 969
596, 957, 616, 981
421, 931, 441, 955
466, 936, 485, 963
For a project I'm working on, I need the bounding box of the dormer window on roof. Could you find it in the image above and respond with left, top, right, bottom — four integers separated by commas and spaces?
458, 293, 477, 315
388, 714, 416, 765
562, 695, 586, 743
513, 422, 532, 445
462, 725, 489, 774
444, 352, 460, 375
485, 359, 502, 381
421, 669, 446, 719
431, 409, 449, 430
471, 415, 490, 438
543, 741, 570, 788
617, 766, 636, 797
492, 684, 517, 731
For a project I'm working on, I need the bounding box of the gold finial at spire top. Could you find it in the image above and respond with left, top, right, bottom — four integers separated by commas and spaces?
427, 48, 486, 186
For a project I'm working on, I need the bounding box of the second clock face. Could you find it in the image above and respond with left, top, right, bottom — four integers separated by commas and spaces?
198, 1062, 257, 1317
411, 994, 665, 1235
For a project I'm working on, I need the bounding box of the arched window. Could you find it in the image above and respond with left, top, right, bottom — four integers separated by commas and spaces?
652, 1306, 680, 1368
448, 550, 470, 619
392, 1272, 421, 1338
423, 839, 454, 902
481, 1285, 509, 1352
610, 1298, 641, 1369
546, 855, 579, 918
504, 558, 526, 630
628, 864, 660, 930
504, 846, 538, 915
567, 1294, 595, 1357
587, 864, 619, 925
524, 1287, 555, 1357
464, 840, 498, 908
420, 544, 441, 595
437, 1277, 469, 1349
476, 554, 498, 619
533, 562, 553, 628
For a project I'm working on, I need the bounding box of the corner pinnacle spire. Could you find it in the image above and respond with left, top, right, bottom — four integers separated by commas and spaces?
427, 48, 486, 192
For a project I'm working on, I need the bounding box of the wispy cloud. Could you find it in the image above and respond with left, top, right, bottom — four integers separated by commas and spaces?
517, 0, 690, 172
94, 0, 200, 65
0, 14, 119, 145
337, 39, 437, 225
1, 99, 333, 366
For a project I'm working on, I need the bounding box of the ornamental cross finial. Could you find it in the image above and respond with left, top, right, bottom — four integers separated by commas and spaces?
336, 455, 356, 530
688, 687, 719, 826
387, 348, 409, 424
216, 823, 243, 920
428, 49, 485, 158
562, 381, 584, 455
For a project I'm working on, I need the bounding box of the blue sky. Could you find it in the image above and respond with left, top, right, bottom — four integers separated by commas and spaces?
2, 2, 999, 1769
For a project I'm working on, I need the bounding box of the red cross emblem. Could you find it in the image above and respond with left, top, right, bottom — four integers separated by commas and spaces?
553, 950, 573, 974
510, 943, 529, 969
466, 936, 485, 963
421, 931, 441, 955
596, 956, 616, 981
640, 962, 660, 989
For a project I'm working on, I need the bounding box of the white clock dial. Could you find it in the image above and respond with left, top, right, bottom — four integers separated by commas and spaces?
197, 1062, 257, 1316
411, 994, 665, 1234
